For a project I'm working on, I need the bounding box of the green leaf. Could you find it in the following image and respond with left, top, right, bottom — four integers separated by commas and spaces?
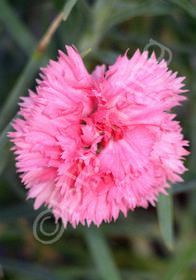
161, 239, 196, 280
57, 266, 156, 279
172, 180, 196, 194
84, 227, 122, 280
157, 188, 174, 250
166, 0, 196, 18
0, 257, 66, 280
63, 0, 78, 21
106, 0, 172, 31
0, 0, 36, 55
0, 0, 78, 133
2, 162, 27, 200
91, 50, 119, 64
0, 56, 47, 132
51, 0, 63, 12
0, 123, 13, 175
0, 203, 37, 223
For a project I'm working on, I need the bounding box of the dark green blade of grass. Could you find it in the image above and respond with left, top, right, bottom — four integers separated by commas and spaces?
157, 189, 174, 250
0, 123, 13, 175
166, 0, 196, 18
0, 0, 36, 55
172, 180, 196, 194
106, 0, 172, 31
161, 239, 196, 280
0, 56, 48, 132
0, 257, 67, 280
85, 227, 122, 280
0, 0, 79, 132
0, 203, 38, 223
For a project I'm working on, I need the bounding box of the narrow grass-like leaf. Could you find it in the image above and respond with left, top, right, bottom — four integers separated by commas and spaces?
108, 32, 196, 55
161, 239, 196, 280
166, 0, 196, 18
0, 257, 66, 280
63, 0, 78, 21
0, 203, 37, 223
106, 0, 172, 31
84, 227, 122, 280
0, 56, 47, 132
157, 188, 174, 250
81, 48, 92, 58
2, 163, 27, 200
0, 123, 13, 175
172, 180, 196, 194
58, 266, 157, 279
91, 50, 119, 64
187, 79, 196, 216
0, 0, 78, 132
0, 0, 36, 55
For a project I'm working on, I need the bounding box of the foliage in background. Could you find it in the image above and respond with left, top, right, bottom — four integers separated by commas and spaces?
0, 0, 196, 279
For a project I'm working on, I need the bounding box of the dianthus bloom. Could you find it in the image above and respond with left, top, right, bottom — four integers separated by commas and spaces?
9, 46, 189, 227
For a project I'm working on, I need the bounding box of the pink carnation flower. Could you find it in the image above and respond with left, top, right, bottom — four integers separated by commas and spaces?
9, 46, 189, 227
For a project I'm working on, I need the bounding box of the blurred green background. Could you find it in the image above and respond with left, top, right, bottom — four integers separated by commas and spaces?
0, 0, 196, 279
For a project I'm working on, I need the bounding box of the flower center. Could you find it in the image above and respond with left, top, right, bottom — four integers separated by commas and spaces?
96, 122, 124, 141
80, 118, 123, 154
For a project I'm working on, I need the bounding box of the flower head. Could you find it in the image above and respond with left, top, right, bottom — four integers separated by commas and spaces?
9, 46, 189, 227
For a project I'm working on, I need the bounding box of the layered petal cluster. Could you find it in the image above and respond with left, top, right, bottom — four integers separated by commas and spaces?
9, 46, 189, 227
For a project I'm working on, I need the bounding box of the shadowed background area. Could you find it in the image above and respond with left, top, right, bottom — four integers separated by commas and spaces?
0, 0, 196, 279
